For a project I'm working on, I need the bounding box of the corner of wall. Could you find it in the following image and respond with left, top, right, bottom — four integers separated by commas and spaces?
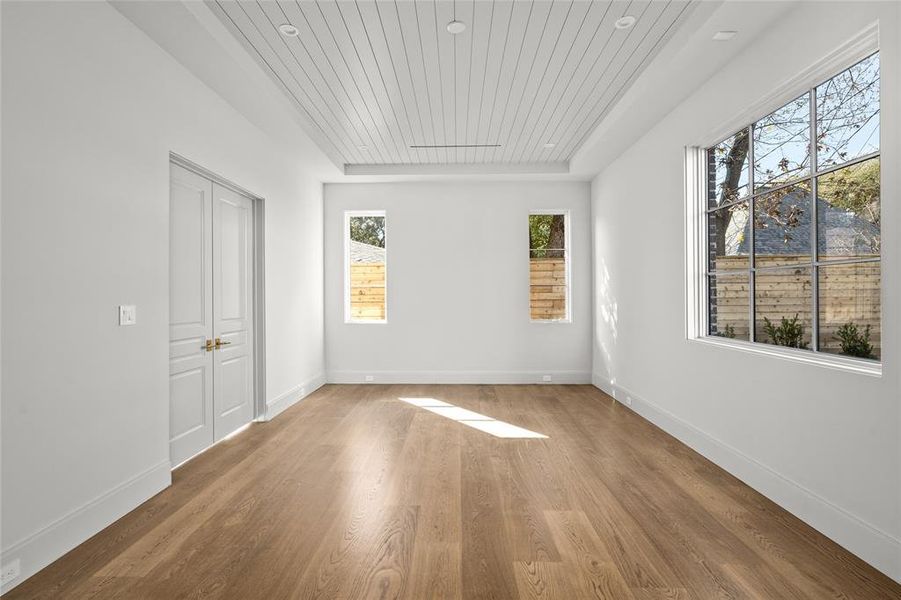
264, 372, 327, 421
0, 460, 171, 595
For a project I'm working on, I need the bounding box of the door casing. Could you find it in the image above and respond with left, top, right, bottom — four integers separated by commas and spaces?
169, 152, 267, 464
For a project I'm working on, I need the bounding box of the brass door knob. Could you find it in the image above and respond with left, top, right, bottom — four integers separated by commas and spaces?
202, 339, 214, 352
214, 337, 232, 349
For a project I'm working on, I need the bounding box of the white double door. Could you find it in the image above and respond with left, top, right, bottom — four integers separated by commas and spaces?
169, 162, 255, 467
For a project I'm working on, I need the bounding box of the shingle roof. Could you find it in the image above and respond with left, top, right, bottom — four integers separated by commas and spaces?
349, 240, 386, 263
737, 192, 879, 256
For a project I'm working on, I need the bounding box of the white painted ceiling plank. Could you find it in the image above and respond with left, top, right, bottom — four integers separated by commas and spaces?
509, 0, 596, 163
474, 0, 516, 163
394, 0, 441, 163
535, 0, 640, 163
352, 1, 421, 163
271, 1, 392, 163
414, 0, 451, 162
211, 0, 699, 167
434, 0, 458, 163
367, 0, 431, 162
216, 0, 364, 163
563, 0, 693, 160
488, 0, 554, 163
243, 1, 372, 161
481, 0, 533, 163
291, 1, 402, 164
551, 0, 669, 161
502, 0, 585, 163
316, 1, 410, 164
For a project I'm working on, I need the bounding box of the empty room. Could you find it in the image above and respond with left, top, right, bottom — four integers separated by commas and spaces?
1, 0, 900, 598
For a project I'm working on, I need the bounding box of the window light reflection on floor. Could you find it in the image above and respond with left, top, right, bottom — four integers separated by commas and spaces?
398, 398, 548, 439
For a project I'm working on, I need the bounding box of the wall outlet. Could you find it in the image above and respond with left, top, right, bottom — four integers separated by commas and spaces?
118, 304, 137, 326
542, 375, 552, 382
625, 396, 633, 406
364, 375, 374, 382
1, 559, 20, 585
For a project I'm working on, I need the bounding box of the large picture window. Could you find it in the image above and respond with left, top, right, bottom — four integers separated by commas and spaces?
706, 52, 880, 361
345, 211, 387, 323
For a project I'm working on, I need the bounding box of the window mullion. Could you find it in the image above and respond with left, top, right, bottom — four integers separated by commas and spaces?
810, 86, 820, 352
748, 125, 756, 343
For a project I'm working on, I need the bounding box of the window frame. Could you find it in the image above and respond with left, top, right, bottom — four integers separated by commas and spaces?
684, 29, 882, 376
529, 209, 572, 324
344, 209, 388, 324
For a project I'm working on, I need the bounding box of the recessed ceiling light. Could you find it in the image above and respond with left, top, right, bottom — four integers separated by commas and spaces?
358, 145, 369, 151
278, 23, 299, 37
446, 20, 466, 34
713, 30, 738, 41
614, 15, 636, 30
543, 142, 556, 149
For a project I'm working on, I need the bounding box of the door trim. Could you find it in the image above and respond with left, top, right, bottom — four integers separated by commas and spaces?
169, 152, 266, 421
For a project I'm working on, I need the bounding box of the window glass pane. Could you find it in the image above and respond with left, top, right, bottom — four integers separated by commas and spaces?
754, 267, 812, 349
817, 53, 879, 169
708, 273, 749, 340
529, 214, 567, 320
707, 201, 749, 271
348, 215, 386, 321
753, 181, 812, 266
754, 93, 810, 189
817, 157, 880, 260
528, 214, 565, 256
707, 129, 749, 209
818, 262, 880, 360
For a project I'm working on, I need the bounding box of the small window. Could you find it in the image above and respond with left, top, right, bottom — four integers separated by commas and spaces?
703, 52, 880, 362
345, 211, 387, 323
529, 212, 570, 322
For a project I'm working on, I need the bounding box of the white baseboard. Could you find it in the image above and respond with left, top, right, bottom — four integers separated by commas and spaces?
592, 375, 901, 584
1, 459, 171, 594
326, 370, 592, 385
264, 372, 327, 421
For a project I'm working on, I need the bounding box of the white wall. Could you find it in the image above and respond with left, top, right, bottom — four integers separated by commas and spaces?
1, 1, 328, 590
324, 182, 592, 383
591, 1, 900, 581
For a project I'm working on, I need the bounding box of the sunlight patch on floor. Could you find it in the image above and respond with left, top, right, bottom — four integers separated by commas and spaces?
398, 398, 548, 439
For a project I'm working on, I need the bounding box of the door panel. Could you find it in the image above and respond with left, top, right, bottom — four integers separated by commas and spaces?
212, 183, 254, 439
169, 163, 214, 466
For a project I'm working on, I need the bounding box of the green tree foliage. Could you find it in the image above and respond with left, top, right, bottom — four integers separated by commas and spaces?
350, 216, 385, 248
818, 158, 880, 227
529, 214, 565, 258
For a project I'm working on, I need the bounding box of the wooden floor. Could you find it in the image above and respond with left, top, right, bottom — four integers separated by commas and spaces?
8, 384, 900, 599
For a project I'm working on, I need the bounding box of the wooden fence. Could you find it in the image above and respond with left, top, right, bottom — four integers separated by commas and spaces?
349, 263, 386, 320
349, 258, 568, 321
712, 255, 880, 356
530, 258, 567, 320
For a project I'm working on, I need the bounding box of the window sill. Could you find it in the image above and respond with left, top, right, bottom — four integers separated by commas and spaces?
345, 320, 388, 325
690, 335, 882, 377
530, 319, 572, 324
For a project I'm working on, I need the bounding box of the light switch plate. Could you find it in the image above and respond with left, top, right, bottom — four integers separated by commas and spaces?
119, 305, 137, 326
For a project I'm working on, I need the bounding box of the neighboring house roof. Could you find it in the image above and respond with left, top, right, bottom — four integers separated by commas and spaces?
350, 240, 385, 263
736, 192, 879, 256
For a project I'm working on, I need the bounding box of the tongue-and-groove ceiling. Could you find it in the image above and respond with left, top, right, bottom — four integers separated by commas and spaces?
210, 1, 696, 168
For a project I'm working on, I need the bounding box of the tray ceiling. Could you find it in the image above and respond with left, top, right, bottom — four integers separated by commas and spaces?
210, 0, 696, 168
